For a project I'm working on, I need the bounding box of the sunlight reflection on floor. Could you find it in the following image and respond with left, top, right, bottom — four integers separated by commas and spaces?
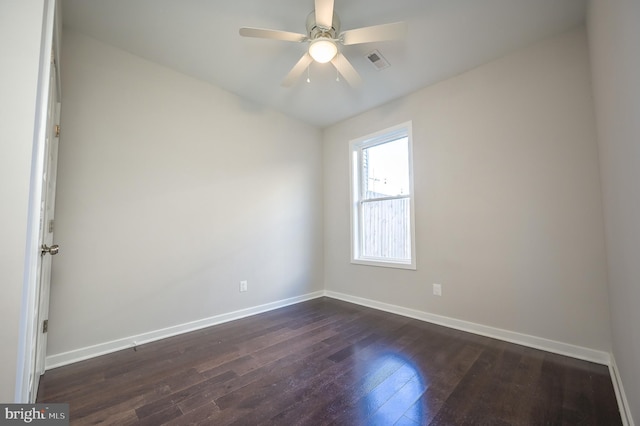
360, 352, 428, 425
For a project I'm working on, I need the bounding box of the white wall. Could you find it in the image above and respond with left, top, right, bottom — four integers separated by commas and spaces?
324, 27, 612, 353
47, 31, 323, 356
0, 0, 46, 402
588, 0, 640, 423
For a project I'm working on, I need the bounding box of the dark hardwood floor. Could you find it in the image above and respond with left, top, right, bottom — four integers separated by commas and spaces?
37, 297, 622, 425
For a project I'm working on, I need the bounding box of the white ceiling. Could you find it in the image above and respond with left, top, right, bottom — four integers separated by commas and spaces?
61, 0, 587, 128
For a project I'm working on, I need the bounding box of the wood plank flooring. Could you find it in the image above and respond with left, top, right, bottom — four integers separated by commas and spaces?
37, 297, 622, 425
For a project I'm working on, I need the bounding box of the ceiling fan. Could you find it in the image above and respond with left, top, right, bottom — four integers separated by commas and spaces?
239, 0, 407, 87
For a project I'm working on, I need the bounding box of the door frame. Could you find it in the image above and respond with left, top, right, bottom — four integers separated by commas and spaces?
14, 0, 60, 403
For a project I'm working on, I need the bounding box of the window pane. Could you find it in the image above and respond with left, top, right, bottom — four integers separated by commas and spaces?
363, 137, 409, 199
361, 197, 411, 261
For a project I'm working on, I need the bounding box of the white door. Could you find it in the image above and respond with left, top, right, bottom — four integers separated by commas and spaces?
31, 47, 61, 399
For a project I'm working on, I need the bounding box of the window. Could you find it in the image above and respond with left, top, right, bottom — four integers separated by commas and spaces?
350, 122, 416, 269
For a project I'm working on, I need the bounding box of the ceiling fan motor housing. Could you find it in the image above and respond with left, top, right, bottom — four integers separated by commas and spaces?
306, 11, 340, 40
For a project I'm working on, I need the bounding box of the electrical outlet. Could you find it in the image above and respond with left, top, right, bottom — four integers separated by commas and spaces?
240, 280, 248, 292
433, 283, 442, 296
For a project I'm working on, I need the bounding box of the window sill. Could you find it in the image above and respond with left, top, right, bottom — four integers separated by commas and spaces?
351, 258, 416, 270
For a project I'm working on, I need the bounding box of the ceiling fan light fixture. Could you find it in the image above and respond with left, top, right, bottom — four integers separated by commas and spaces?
308, 38, 337, 63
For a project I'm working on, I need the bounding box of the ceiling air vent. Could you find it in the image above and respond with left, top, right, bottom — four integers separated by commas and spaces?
366, 50, 390, 70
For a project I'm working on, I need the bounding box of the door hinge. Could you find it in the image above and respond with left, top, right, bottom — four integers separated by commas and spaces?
48, 219, 54, 233
54, 124, 60, 138
42, 320, 48, 333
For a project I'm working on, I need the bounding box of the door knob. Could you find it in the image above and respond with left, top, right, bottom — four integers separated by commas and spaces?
41, 244, 59, 256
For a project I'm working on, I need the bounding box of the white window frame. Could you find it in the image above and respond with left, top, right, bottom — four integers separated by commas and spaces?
349, 121, 416, 270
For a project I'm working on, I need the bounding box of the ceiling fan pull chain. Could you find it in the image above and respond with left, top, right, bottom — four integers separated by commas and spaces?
336, 68, 340, 82
307, 65, 311, 83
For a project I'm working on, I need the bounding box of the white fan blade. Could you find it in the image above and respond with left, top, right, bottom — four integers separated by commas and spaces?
341, 22, 408, 46
282, 53, 314, 87
331, 53, 362, 87
239, 27, 307, 43
315, 0, 334, 29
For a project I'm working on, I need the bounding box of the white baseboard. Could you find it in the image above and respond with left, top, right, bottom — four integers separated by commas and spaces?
609, 354, 635, 426
324, 290, 611, 365
45, 291, 325, 370
49, 289, 612, 370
